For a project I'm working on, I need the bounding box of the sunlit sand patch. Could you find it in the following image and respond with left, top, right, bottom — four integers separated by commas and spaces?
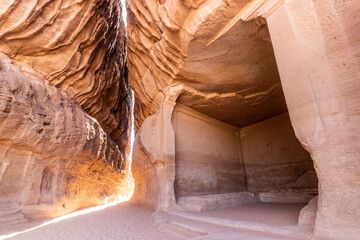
0, 181, 133, 240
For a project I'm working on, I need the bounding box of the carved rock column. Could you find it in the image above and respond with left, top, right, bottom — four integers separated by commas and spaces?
253, 0, 360, 238
132, 84, 186, 210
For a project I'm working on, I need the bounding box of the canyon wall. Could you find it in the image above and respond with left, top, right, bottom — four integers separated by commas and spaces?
0, 0, 131, 223
0, 0, 131, 152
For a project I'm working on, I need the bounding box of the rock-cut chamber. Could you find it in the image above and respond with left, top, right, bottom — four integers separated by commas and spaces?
172, 18, 318, 211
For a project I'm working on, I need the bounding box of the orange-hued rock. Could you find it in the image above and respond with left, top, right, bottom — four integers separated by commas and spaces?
0, 0, 131, 224
0, 0, 359, 238
126, 0, 295, 211
0, 53, 127, 219
0, 0, 131, 152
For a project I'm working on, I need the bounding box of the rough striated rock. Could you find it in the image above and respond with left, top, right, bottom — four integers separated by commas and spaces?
0, 0, 132, 222
126, 0, 308, 208
0, 53, 128, 219
0, 0, 131, 152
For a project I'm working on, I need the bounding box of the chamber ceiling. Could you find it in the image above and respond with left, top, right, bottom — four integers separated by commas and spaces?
176, 19, 288, 127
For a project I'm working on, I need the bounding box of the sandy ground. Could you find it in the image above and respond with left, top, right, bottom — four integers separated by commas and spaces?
0, 202, 308, 240
1, 203, 182, 240
198, 202, 305, 227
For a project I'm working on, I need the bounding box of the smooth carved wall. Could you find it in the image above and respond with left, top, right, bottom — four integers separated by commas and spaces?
173, 105, 317, 198
240, 113, 318, 192
172, 105, 244, 197
264, 1, 360, 238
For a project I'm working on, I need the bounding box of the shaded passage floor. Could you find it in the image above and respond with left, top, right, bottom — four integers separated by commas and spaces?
198, 202, 306, 227
1, 203, 182, 240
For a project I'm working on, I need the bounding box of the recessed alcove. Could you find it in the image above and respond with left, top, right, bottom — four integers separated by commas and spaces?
39, 166, 57, 204
171, 17, 318, 220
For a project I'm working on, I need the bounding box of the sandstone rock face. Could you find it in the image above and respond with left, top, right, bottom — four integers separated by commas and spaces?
264, 1, 360, 239
172, 105, 317, 202
0, 0, 131, 222
172, 104, 245, 197
127, 0, 284, 129
127, 0, 314, 205
126, 0, 300, 210
298, 196, 318, 225
0, 54, 127, 219
131, 98, 177, 210
240, 113, 317, 193
127, 0, 360, 239
0, 0, 131, 152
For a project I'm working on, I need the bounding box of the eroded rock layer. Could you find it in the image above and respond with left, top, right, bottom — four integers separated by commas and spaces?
0, 0, 131, 221
0, 0, 131, 152
0, 53, 126, 218
127, 0, 272, 129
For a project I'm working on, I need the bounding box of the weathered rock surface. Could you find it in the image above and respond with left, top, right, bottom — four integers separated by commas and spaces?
127, 0, 284, 129
263, 1, 360, 239
131, 103, 177, 210
240, 113, 318, 193
0, 0, 131, 152
0, 0, 131, 221
0, 53, 127, 218
177, 192, 259, 212
298, 196, 317, 225
127, 0, 293, 212
127, 0, 316, 208
127, 0, 360, 239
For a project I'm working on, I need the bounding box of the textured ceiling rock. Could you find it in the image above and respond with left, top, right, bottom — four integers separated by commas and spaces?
0, 0, 131, 152
176, 84, 287, 128
127, 0, 285, 128
175, 18, 287, 127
